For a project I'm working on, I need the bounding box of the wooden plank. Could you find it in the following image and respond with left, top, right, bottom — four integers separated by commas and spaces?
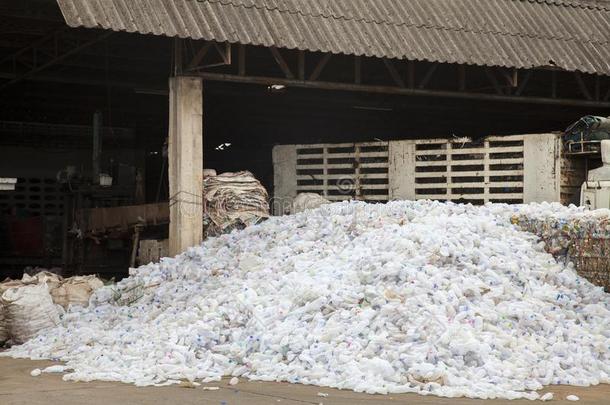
297, 141, 386, 149
359, 162, 390, 168
297, 163, 388, 170
415, 146, 523, 156
298, 152, 388, 159
415, 182, 524, 189
486, 158, 524, 164
297, 164, 354, 169
416, 193, 523, 200
298, 173, 388, 180
298, 163, 389, 170
415, 169, 523, 178
415, 160, 450, 167
487, 135, 525, 142
414, 172, 449, 178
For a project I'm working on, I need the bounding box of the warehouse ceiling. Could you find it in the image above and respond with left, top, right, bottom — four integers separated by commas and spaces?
0, 0, 609, 194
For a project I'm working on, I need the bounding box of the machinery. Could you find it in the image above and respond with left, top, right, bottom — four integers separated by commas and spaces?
581, 140, 610, 210
564, 115, 610, 155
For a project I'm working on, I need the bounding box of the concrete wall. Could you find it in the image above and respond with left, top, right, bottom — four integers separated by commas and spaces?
274, 133, 566, 207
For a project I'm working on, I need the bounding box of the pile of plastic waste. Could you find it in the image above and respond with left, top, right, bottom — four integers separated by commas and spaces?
203, 171, 269, 237
2, 201, 609, 400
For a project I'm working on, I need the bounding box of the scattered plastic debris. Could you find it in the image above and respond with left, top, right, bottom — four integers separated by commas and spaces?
540, 392, 553, 401
317, 392, 329, 397
42, 365, 68, 373
30, 368, 41, 377
229, 377, 239, 386
203, 387, 220, 391
566, 395, 580, 401
2, 201, 609, 400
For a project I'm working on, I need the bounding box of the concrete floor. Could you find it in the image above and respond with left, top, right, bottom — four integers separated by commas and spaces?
1, 358, 609, 405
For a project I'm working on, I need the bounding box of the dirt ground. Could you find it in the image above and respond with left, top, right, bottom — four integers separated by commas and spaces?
0, 358, 609, 405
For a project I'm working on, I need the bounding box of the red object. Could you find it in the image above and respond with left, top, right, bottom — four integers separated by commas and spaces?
8, 216, 44, 256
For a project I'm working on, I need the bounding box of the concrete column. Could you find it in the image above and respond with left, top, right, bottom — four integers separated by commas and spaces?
168, 76, 203, 256
272, 145, 297, 215
523, 133, 561, 203
388, 140, 417, 201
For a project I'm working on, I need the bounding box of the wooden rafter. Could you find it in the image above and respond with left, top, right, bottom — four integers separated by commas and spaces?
515, 70, 532, 96
484, 68, 504, 95
309, 53, 332, 81
238, 44, 246, 76
298, 51, 305, 80
355, 55, 362, 85
188, 42, 213, 70
186, 41, 231, 71
458, 65, 466, 91
418, 64, 437, 89
269, 47, 294, 79
407, 61, 415, 88
574, 72, 592, 101
0, 30, 113, 91
383, 59, 405, 88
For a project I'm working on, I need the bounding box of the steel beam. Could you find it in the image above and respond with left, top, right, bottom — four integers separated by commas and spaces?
189, 71, 610, 108
0, 30, 112, 91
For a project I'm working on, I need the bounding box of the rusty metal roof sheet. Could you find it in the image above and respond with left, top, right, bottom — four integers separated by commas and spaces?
56, 0, 610, 75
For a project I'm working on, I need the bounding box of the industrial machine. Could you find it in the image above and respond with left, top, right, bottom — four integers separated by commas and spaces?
581, 140, 610, 210
564, 115, 610, 155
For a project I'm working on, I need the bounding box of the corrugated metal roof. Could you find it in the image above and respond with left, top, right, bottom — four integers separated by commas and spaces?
56, 0, 610, 75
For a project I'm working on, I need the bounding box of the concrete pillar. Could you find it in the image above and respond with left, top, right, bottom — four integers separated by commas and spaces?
272, 145, 297, 215
523, 133, 561, 203
388, 140, 417, 201
168, 76, 203, 256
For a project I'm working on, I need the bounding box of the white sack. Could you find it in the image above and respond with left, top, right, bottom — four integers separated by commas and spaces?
51, 276, 104, 309
291, 193, 330, 214
0, 280, 24, 344
1, 283, 60, 344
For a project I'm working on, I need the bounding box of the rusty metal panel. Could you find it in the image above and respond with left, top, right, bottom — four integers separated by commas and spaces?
56, 0, 610, 75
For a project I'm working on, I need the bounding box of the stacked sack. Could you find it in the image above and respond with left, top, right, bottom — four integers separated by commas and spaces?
0, 280, 23, 344
203, 171, 270, 237
291, 193, 330, 214
2, 283, 60, 344
0, 270, 104, 345
51, 276, 105, 309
